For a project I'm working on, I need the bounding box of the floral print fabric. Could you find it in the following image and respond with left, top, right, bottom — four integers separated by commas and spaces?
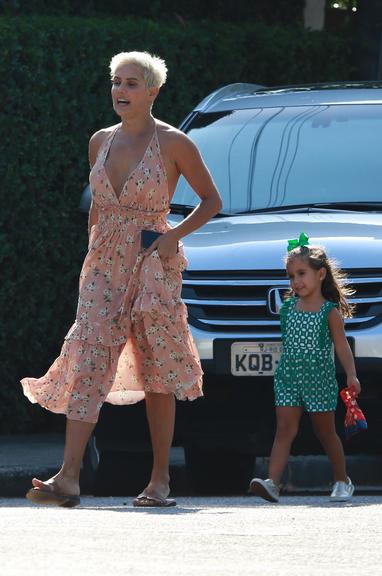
21, 125, 203, 423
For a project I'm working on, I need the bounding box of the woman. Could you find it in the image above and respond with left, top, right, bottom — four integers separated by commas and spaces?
21, 51, 222, 507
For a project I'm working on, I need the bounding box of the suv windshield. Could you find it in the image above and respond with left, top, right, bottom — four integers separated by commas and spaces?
173, 104, 382, 213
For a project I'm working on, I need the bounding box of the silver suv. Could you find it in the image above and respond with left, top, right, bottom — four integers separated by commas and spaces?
82, 82, 382, 494
168, 82, 382, 490
173, 82, 382, 379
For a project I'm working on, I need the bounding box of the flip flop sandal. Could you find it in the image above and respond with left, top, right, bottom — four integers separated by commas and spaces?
132, 494, 176, 508
26, 487, 80, 508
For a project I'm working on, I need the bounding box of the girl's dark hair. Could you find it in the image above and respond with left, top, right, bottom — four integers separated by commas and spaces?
285, 245, 355, 318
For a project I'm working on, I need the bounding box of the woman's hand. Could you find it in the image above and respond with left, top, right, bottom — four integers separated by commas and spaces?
145, 230, 179, 259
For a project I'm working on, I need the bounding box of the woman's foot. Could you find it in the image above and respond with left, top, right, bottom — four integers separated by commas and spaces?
26, 473, 81, 507
135, 478, 170, 500
32, 472, 80, 496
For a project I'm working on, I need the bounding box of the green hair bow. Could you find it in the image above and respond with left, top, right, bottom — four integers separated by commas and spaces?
287, 232, 309, 252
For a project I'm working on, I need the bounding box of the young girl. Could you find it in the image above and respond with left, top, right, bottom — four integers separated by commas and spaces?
249, 234, 361, 502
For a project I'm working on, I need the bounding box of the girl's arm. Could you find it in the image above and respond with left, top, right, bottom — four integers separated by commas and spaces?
328, 307, 361, 394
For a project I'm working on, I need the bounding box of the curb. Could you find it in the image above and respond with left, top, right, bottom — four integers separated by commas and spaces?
1, 434, 382, 497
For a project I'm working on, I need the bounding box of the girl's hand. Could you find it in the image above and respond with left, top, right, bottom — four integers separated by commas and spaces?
347, 375, 361, 395
145, 230, 179, 259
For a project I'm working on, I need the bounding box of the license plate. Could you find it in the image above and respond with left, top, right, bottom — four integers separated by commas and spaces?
231, 342, 283, 376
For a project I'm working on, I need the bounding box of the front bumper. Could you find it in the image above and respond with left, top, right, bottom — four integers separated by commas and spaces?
189, 322, 382, 376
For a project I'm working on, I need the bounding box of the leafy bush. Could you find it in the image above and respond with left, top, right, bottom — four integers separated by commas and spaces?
1, 0, 305, 25
0, 15, 351, 432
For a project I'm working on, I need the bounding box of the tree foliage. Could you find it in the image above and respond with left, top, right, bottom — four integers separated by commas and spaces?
0, 0, 305, 24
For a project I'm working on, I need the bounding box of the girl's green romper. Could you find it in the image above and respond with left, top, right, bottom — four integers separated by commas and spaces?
274, 296, 338, 412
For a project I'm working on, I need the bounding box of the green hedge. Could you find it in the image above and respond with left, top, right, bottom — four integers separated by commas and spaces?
0, 15, 352, 432
1, 0, 305, 25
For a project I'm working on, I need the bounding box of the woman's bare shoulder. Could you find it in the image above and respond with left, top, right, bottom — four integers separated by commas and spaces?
89, 124, 119, 166
156, 120, 194, 150
89, 124, 119, 147
156, 120, 185, 138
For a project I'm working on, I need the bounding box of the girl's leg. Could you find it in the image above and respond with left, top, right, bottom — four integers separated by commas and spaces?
139, 391, 175, 499
309, 411, 347, 482
268, 406, 303, 484
32, 419, 95, 496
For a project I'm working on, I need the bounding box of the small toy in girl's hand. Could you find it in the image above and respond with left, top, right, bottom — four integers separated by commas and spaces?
340, 386, 368, 439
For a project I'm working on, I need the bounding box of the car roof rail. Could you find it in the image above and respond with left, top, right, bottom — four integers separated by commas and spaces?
194, 83, 265, 112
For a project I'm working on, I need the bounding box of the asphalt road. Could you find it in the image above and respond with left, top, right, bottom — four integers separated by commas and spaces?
2, 495, 382, 576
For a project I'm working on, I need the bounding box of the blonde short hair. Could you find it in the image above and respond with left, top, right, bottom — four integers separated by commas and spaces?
109, 51, 167, 88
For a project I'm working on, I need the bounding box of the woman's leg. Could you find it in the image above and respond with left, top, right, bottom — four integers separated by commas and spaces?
309, 411, 347, 482
32, 419, 95, 496
140, 391, 175, 499
268, 406, 303, 484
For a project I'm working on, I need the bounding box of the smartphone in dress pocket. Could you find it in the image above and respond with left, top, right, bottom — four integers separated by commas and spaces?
141, 230, 163, 250
140, 230, 179, 252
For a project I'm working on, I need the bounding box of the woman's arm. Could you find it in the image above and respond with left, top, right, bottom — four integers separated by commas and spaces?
88, 201, 99, 237
147, 131, 222, 258
328, 307, 361, 394
170, 134, 222, 237
87, 130, 108, 236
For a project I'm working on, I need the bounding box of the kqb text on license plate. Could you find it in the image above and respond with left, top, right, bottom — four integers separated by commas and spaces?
231, 342, 283, 376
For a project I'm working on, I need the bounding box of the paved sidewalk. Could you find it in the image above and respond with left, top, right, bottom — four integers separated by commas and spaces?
1, 434, 382, 497
2, 495, 382, 576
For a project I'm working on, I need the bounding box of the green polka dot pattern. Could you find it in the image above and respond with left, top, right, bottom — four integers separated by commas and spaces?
274, 296, 338, 413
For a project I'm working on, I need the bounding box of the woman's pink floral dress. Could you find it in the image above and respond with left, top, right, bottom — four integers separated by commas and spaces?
21, 124, 203, 423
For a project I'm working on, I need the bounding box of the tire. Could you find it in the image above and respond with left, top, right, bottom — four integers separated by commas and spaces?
94, 450, 153, 496
184, 445, 256, 495
81, 435, 99, 494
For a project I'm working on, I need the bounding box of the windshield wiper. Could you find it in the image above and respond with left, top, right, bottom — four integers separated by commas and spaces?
170, 204, 196, 215
170, 203, 231, 217
171, 201, 382, 217
235, 202, 382, 214
309, 202, 382, 211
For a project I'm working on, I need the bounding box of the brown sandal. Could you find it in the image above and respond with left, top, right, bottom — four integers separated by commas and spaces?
26, 487, 80, 508
132, 494, 176, 507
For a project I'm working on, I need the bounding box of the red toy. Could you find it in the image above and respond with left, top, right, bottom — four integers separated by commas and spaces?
340, 386, 368, 439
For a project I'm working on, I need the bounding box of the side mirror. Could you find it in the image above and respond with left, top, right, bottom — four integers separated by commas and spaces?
79, 184, 92, 214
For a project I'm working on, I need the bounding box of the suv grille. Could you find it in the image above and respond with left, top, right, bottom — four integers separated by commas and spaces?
182, 269, 382, 333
